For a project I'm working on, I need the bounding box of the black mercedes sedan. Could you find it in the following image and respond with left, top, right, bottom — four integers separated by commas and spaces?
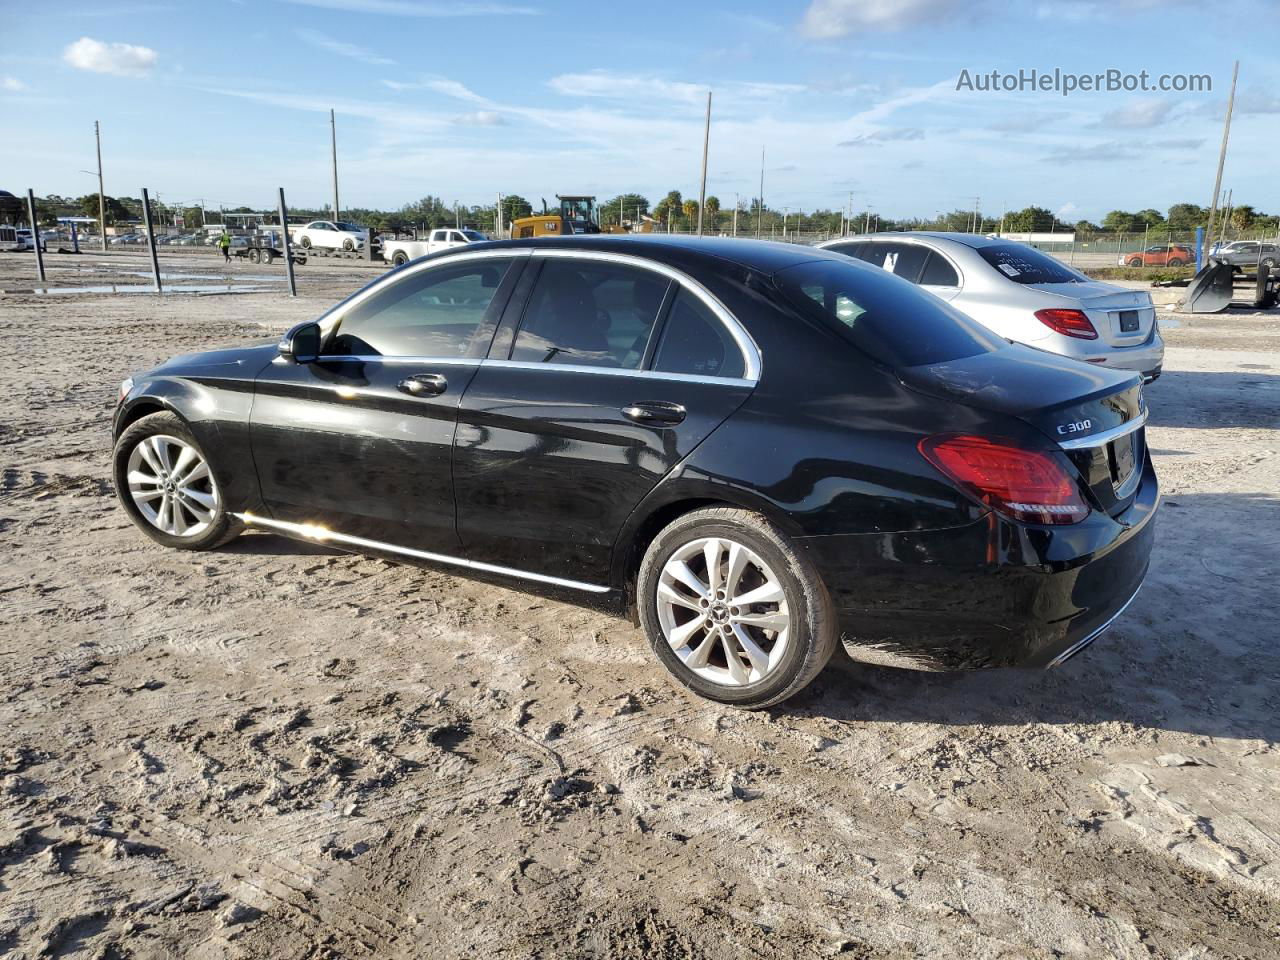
113, 236, 1157, 708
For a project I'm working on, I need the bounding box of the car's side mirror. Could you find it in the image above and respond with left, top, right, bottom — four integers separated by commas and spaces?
278, 321, 321, 363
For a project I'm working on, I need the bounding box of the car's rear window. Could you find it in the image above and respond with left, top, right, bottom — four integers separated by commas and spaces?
774, 259, 1002, 367
975, 243, 1083, 284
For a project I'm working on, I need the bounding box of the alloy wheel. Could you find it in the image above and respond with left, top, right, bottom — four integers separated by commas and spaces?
655, 536, 790, 686
126, 434, 220, 538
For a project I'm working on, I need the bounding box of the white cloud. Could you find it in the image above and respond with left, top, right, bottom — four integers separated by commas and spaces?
2, 76, 28, 92
1096, 98, 1177, 129
278, 0, 537, 15
296, 29, 395, 66
383, 75, 489, 103
837, 127, 926, 147
63, 37, 158, 77
455, 110, 505, 125
800, 0, 967, 36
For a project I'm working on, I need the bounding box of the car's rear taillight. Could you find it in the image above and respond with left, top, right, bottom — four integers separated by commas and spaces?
1034, 308, 1097, 340
918, 434, 1089, 525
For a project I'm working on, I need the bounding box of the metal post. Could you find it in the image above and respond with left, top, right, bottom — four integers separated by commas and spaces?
94, 121, 107, 251
26, 189, 46, 284
278, 188, 296, 298
140, 188, 162, 294
697, 91, 711, 236
733, 193, 739, 237
330, 109, 341, 220
1203, 60, 1238, 262
756, 146, 764, 239
496, 192, 503, 237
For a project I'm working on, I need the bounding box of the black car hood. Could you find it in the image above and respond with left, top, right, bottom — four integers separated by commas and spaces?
148, 339, 280, 376
898, 342, 1143, 442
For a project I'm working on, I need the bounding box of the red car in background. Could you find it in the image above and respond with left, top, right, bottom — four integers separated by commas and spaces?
1120, 244, 1193, 267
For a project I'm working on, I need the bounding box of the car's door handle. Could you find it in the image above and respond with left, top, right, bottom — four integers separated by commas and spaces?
397, 373, 448, 397
622, 401, 686, 425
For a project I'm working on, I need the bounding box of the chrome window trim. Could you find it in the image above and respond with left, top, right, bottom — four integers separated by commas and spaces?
527, 247, 761, 382
233, 512, 610, 594
314, 355, 482, 366
315, 245, 761, 384
481, 359, 753, 388
1057, 409, 1148, 450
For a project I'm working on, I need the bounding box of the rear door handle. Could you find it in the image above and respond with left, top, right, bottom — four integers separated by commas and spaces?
397, 373, 448, 397
622, 401, 686, 425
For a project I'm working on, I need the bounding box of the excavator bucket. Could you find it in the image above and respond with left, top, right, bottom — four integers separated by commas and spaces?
1178, 258, 1234, 313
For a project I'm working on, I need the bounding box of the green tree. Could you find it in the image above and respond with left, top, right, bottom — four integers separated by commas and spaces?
1134, 208, 1165, 227
654, 190, 683, 228
1102, 210, 1139, 233
1002, 206, 1055, 232
499, 194, 533, 226
1166, 203, 1207, 231
599, 193, 648, 228
703, 195, 720, 231
1229, 205, 1256, 232
681, 199, 698, 228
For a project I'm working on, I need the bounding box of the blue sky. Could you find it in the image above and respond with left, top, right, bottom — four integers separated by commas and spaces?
2, 0, 1277, 221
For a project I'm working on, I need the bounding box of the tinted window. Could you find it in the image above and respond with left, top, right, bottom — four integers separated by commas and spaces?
511, 260, 668, 369
976, 243, 1084, 284
920, 253, 960, 287
329, 259, 512, 357
653, 291, 745, 379
461, 230, 486, 242
886, 244, 930, 282
824, 241, 866, 260
774, 259, 1002, 367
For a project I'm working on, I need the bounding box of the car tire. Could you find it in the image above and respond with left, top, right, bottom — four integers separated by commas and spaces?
1262, 258, 1276, 271
248, 249, 260, 264
1127, 257, 1143, 267
343, 238, 355, 252
637, 506, 838, 709
299, 236, 311, 249
261, 249, 274, 264
392, 252, 408, 266
113, 412, 241, 552
1167, 258, 1184, 267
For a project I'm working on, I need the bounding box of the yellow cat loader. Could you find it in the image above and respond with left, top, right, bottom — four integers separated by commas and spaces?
510, 195, 602, 238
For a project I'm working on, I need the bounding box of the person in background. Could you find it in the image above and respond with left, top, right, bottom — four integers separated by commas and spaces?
218, 229, 231, 263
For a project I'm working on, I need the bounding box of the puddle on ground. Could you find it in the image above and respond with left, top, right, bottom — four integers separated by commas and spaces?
8, 284, 269, 295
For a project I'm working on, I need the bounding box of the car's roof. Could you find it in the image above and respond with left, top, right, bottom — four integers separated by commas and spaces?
829, 231, 1030, 250
458, 234, 840, 274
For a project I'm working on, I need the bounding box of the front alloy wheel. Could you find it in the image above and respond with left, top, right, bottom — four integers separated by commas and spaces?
113, 411, 241, 551
638, 507, 837, 709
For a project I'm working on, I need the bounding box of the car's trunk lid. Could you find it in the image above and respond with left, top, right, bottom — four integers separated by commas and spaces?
1028, 280, 1156, 347
899, 344, 1147, 517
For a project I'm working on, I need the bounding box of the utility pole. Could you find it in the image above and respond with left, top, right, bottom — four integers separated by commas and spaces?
697, 91, 711, 236
496, 192, 503, 237
26, 189, 45, 284
330, 108, 341, 220
94, 121, 107, 250
1203, 60, 1238, 261
733, 192, 739, 237
756, 146, 764, 239
1220, 188, 1233, 240
140, 188, 162, 294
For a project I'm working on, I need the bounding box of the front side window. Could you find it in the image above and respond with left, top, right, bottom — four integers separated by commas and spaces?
511, 259, 668, 369
977, 243, 1084, 284
775, 259, 1002, 367
328, 259, 513, 358
653, 291, 744, 379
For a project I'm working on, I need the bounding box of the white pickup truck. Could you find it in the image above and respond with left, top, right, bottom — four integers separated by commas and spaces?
382, 227, 487, 266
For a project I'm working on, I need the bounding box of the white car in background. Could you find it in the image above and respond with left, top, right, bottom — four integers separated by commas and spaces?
819, 232, 1165, 381
293, 220, 368, 251
381, 227, 486, 266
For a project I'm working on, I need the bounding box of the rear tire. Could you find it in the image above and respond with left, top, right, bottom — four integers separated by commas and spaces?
1127, 257, 1143, 267
248, 249, 261, 264
342, 238, 355, 252
637, 507, 837, 709
300, 236, 311, 249
392, 252, 408, 266
113, 412, 241, 551
1167, 258, 1184, 267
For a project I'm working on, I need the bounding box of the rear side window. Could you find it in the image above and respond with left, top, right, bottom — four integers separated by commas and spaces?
329, 259, 513, 357
920, 253, 960, 287
653, 291, 745, 379
774, 259, 1002, 367
976, 243, 1083, 284
823, 241, 866, 260
511, 259, 669, 369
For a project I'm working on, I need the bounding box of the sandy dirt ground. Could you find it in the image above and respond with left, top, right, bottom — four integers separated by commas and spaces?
1, 251, 1278, 959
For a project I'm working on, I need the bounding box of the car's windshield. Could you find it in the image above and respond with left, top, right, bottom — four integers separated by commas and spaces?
461, 230, 485, 242
976, 243, 1085, 284
336, 222, 363, 232
774, 259, 1003, 368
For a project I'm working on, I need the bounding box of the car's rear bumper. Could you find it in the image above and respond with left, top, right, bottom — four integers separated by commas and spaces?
800, 458, 1158, 671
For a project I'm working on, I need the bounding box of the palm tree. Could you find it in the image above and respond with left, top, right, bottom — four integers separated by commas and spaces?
682, 199, 698, 232
704, 196, 720, 232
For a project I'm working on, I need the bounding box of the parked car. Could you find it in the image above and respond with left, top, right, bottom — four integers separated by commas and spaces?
293, 220, 367, 252
820, 233, 1164, 381
382, 228, 487, 266
1118, 243, 1193, 267
1214, 241, 1278, 273
112, 236, 1157, 708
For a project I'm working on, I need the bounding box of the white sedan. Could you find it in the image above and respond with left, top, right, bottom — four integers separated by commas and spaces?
293, 220, 367, 251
